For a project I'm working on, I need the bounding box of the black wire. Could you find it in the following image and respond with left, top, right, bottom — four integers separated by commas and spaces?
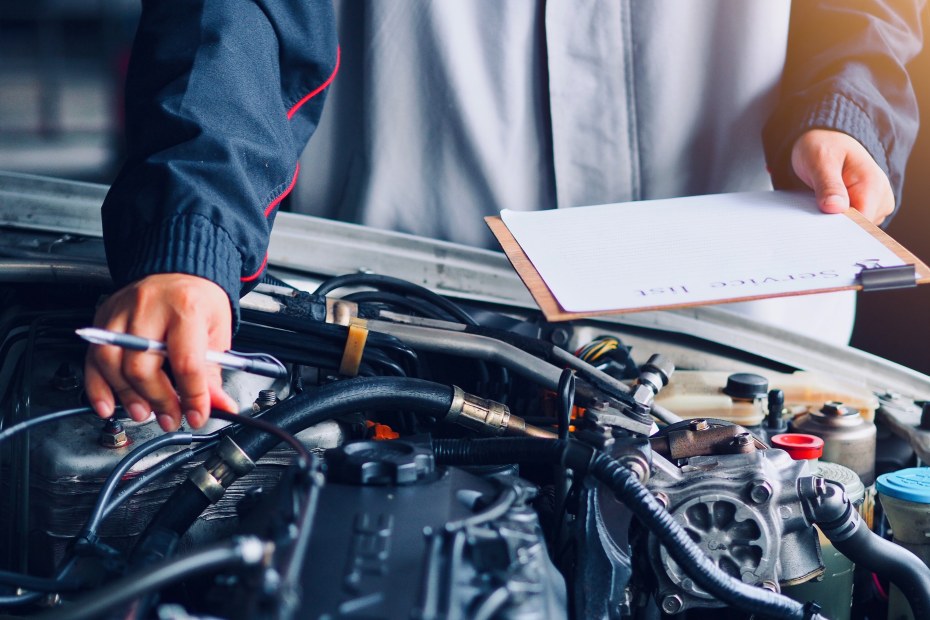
0, 406, 95, 444
342, 290, 459, 321
79, 430, 220, 540
236, 319, 420, 377
0, 570, 81, 593
312, 273, 479, 326
0, 558, 78, 609
211, 410, 313, 467
557, 369, 575, 441
33, 539, 266, 620
102, 441, 218, 522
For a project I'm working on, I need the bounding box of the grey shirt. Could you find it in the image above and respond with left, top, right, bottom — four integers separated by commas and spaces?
294, 0, 790, 248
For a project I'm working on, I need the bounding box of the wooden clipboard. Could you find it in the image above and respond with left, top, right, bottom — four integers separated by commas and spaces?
486, 207, 930, 323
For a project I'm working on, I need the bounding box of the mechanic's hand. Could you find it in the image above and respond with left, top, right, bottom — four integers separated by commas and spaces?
85, 273, 239, 432
790, 128, 894, 226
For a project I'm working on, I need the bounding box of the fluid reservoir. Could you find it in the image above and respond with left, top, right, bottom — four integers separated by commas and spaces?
654, 371, 877, 428
791, 401, 877, 485
776, 437, 863, 620
876, 468, 930, 620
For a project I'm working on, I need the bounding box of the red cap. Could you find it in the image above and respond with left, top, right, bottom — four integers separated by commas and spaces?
771, 433, 824, 460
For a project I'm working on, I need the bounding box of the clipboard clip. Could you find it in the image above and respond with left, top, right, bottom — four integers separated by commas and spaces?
855, 260, 917, 292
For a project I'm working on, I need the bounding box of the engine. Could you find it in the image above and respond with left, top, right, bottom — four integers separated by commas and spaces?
1, 206, 930, 619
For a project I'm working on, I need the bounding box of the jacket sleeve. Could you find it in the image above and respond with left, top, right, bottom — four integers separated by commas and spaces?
101, 0, 338, 319
763, 0, 924, 218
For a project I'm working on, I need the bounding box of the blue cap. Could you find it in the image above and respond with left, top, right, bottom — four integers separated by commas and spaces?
876, 468, 930, 504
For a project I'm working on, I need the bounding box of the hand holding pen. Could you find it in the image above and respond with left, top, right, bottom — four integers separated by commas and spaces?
83, 274, 244, 432
77, 328, 286, 379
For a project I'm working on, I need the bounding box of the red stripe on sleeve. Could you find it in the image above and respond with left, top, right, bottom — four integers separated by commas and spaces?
286, 46, 341, 120
264, 163, 300, 217
240, 252, 269, 283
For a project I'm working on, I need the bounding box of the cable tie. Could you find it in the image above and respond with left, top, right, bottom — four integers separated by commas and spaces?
339, 318, 369, 377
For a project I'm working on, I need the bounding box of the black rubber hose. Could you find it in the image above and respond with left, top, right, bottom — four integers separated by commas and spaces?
313, 273, 479, 326
433, 438, 820, 620
343, 290, 459, 322
35, 538, 266, 620
830, 525, 930, 618
135, 378, 454, 551
233, 377, 454, 459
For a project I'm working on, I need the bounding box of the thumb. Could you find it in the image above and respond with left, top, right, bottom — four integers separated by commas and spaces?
811, 169, 849, 213
806, 163, 850, 214
791, 130, 850, 215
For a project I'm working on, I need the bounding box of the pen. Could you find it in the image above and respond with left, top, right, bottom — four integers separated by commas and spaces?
76, 327, 288, 379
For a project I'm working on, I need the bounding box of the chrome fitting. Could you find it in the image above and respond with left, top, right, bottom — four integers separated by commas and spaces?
190, 435, 256, 503
446, 386, 556, 438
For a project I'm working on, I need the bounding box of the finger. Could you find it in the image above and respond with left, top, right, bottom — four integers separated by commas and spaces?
208, 379, 239, 415
121, 349, 182, 430
87, 343, 154, 423
165, 314, 212, 428
84, 352, 116, 419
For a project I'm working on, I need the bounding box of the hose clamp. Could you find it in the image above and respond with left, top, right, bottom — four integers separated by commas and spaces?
190, 436, 256, 504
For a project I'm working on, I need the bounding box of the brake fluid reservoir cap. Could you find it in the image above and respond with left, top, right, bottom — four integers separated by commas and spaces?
771, 433, 824, 460
876, 467, 930, 504
723, 373, 769, 400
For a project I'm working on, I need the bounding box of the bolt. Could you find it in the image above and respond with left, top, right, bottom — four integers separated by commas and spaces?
252, 389, 278, 413
732, 432, 753, 446
689, 419, 710, 432
762, 580, 780, 593
750, 480, 773, 504
51, 362, 80, 391
631, 383, 655, 407
618, 454, 650, 483
820, 401, 851, 416
661, 594, 684, 615
99, 418, 130, 449
814, 477, 827, 495
653, 492, 670, 509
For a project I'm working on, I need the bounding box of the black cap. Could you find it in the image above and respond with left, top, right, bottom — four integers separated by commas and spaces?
325, 440, 435, 486
723, 373, 769, 400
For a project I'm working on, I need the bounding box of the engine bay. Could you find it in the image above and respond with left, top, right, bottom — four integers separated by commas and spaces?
1, 173, 930, 619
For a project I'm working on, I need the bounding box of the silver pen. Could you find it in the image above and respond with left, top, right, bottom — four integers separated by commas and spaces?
76, 327, 287, 379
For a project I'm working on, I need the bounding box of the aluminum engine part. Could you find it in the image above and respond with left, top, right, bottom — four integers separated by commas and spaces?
645, 448, 822, 612
792, 401, 877, 485
4, 347, 344, 573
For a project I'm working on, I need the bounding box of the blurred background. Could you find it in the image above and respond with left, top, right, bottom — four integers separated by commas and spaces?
0, 2, 928, 372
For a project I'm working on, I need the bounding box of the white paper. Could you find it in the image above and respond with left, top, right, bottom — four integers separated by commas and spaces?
500, 191, 906, 313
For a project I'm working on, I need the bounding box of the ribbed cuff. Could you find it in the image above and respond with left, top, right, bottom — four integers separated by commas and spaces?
796, 92, 889, 175
119, 213, 243, 324
766, 91, 890, 193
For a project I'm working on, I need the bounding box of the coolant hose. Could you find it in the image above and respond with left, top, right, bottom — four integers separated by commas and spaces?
230, 377, 453, 460
433, 438, 823, 620
802, 478, 930, 619
832, 527, 930, 618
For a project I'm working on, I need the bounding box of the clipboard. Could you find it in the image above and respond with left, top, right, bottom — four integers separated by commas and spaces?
486, 194, 930, 323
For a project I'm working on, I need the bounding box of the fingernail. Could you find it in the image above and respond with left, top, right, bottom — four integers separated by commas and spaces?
94, 400, 114, 418
186, 410, 204, 428
128, 403, 150, 422
157, 414, 177, 432
823, 194, 847, 208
